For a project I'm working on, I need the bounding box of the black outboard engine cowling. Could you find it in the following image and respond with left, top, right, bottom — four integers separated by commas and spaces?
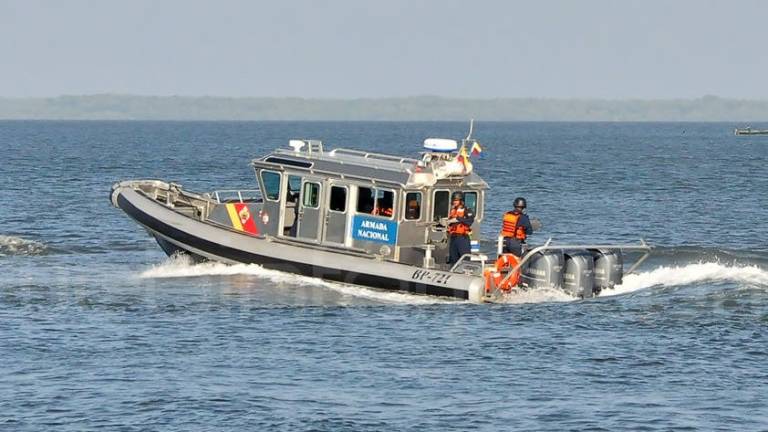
591, 249, 623, 293
563, 250, 596, 298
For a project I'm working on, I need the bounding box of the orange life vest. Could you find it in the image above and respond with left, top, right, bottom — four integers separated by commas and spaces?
501, 210, 527, 240
448, 206, 471, 236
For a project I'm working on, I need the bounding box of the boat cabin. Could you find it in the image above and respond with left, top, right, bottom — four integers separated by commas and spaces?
250, 139, 488, 269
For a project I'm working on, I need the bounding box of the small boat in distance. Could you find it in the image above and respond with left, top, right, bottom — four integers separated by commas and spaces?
734, 126, 768, 135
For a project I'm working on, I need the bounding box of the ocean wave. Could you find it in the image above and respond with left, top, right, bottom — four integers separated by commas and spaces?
603, 262, 768, 297
649, 245, 768, 265
139, 256, 454, 305
0, 235, 47, 257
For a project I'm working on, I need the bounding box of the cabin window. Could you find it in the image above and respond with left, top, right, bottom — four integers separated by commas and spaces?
404, 192, 422, 220
264, 157, 313, 168
329, 185, 347, 212
374, 190, 394, 218
302, 182, 320, 208
261, 170, 281, 201
287, 175, 302, 201
463, 191, 478, 214
357, 186, 394, 218
433, 190, 450, 221
357, 187, 376, 214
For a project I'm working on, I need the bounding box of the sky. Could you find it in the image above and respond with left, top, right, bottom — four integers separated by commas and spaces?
1, 0, 767, 99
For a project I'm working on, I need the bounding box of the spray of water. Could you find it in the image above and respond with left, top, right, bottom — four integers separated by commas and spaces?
603, 262, 768, 297
139, 256, 454, 305
496, 287, 575, 304
140, 256, 767, 305
0, 235, 47, 257
494, 262, 768, 303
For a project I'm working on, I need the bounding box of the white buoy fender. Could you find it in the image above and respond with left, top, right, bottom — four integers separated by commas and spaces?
467, 280, 485, 303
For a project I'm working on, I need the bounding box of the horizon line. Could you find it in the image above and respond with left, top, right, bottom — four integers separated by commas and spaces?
1, 94, 766, 102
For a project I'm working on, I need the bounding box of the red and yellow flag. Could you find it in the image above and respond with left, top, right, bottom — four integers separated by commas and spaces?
226, 203, 259, 235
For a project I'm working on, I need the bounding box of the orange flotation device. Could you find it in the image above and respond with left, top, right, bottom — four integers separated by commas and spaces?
484, 254, 521, 293
501, 210, 527, 240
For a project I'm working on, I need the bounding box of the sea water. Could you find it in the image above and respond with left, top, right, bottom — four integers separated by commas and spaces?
1, 121, 767, 431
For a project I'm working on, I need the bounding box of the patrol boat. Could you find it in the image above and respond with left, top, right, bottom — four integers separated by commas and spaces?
111, 135, 651, 302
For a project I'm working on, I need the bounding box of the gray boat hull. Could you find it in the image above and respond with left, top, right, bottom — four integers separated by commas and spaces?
111, 182, 485, 302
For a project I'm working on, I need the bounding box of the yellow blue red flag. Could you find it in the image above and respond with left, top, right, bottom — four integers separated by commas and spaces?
471, 141, 483, 156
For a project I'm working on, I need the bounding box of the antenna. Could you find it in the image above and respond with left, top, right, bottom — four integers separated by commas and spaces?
464, 119, 475, 141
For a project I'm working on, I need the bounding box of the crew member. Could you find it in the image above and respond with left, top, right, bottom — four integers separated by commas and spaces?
501, 197, 533, 256
405, 199, 420, 220
374, 196, 393, 217
447, 192, 475, 265
374, 206, 393, 217
288, 188, 301, 237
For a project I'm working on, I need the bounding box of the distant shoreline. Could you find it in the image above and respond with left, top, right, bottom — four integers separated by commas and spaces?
1, 95, 767, 121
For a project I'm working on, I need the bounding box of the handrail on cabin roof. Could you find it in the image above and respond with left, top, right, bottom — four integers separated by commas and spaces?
267, 147, 419, 173
329, 148, 419, 165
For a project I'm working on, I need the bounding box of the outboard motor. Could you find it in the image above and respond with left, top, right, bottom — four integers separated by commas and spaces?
563, 250, 595, 298
591, 249, 623, 293
520, 250, 564, 289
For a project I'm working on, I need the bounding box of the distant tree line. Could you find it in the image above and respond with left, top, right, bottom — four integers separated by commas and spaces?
0, 94, 767, 121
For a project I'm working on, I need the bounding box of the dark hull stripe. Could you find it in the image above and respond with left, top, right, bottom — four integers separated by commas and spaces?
117, 193, 468, 300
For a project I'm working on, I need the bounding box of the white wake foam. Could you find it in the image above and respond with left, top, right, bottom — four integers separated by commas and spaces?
139, 257, 768, 304
494, 261, 768, 303
0, 235, 47, 256
139, 256, 453, 305
496, 287, 576, 304
603, 262, 768, 297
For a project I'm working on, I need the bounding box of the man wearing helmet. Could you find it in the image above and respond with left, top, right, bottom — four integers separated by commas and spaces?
446, 191, 475, 265
500, 197, 534, 256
